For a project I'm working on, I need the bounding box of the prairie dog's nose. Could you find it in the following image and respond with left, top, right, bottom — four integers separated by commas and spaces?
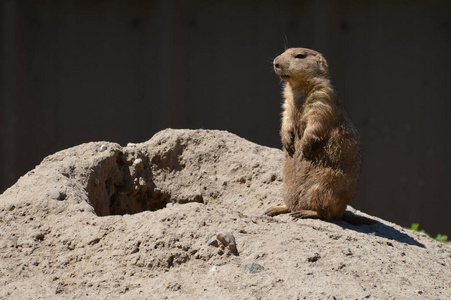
273, 57, 279, 68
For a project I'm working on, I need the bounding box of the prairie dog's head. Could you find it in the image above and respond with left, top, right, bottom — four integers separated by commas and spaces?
273, 48, 329, 83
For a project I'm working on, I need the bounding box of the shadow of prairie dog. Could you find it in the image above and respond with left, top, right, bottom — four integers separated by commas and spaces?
265, 48, 374, 225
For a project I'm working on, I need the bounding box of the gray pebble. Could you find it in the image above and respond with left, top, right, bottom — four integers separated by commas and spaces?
243, 262, 264, 274
207, 239, 219, 247
10, 235, 18, 247
51, 189, 60, 199
51, 189, 66, 200
166, 203, 174, 208
100, 144, 107, 152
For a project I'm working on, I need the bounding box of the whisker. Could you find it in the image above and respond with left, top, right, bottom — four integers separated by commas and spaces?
283, 33, 289, 50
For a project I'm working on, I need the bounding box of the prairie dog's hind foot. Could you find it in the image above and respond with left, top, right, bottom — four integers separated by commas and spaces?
265, 205, 290, 217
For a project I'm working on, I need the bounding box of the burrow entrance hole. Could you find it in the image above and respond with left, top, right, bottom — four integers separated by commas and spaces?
85, 146, 191, 217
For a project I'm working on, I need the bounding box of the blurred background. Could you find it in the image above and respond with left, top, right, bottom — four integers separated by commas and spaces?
1, 0, 450, 236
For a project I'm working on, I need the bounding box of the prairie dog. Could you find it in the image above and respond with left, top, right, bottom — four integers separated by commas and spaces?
265, 48, 371, 224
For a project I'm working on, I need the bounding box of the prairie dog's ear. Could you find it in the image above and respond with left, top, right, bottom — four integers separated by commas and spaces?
316, 54, 328, 71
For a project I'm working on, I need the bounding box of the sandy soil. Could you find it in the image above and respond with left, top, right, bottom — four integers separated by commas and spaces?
1, 129, 450, 299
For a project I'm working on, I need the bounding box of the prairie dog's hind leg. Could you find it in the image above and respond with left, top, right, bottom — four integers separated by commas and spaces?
265, 205, 290, 217
290, 210, 320, 219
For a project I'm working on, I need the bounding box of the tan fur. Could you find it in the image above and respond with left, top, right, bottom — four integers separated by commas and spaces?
265, 48, 365, 223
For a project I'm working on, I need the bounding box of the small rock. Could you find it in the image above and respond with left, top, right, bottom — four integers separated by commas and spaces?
207, 239, 219, 247
209, 266, 217, 272
51, 189, 66, 200
166, 203, 174, 208
166, 283, 181, 291
100, 144, 107, 152
34, 233, 45, 241
307, 253, 321, 262
344, 248, 353, 256
217, 232, 239, 256
243, 262, 264, 274
263, 173, 277, 183
70, 152, 77, 156
441, 252, 451, 259
10, 235, 18, 247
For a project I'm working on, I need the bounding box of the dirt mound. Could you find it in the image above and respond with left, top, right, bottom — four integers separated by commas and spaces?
1, 129, 450, 299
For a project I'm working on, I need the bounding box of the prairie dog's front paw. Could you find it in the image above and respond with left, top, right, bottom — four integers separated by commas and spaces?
300, 136, 322, 159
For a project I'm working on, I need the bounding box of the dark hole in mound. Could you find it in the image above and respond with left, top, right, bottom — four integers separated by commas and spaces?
86, 150, 170, 216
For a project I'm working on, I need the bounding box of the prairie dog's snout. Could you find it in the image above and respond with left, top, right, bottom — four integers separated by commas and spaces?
273, 56, 289, 78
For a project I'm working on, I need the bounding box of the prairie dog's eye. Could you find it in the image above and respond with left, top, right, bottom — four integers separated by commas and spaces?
295, 53, 306, 59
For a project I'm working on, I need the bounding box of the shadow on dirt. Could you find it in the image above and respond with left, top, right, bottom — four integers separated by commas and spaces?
333, 211, 426, 248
